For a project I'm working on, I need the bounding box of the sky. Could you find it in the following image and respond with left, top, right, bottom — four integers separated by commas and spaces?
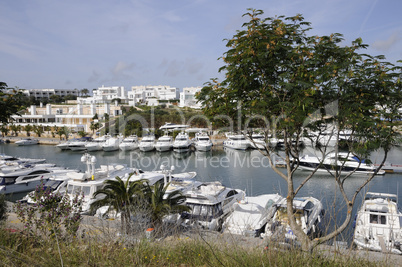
1, 0, 402, 92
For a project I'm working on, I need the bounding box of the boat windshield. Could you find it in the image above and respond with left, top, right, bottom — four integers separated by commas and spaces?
232, 137, 246, 141
67, 184, 91, 197
182, 203, 223, 222
198, 137, 209, 141
176, 138, 187, 141
44, 180, 63, 190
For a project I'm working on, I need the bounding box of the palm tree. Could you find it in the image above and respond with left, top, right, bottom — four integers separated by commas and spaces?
24, 124, 33, 136
90, 176, 145, 234
142, 181, 190, 230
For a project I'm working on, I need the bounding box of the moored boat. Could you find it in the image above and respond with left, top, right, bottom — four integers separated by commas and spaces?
353, 192, 402, 254
193, 132, 213, 152
15, 138, 39, 146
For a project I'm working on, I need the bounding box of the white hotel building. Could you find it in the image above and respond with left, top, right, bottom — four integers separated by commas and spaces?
179, 86, 202, 109
21, 88, 79, 100
77, 85, 128, 104
128, 85, 179, 106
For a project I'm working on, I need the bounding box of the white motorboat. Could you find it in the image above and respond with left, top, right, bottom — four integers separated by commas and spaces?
262, 196, 324, 243
68, 137, 93, 151
180, 182, 246, 231
297, 152, 385, 175
21, 171, 80, 204
353, 192, 402, 254
15, 138, 39, 146
193, 132, 213, 152
102, 135, 122, 152
223, 133, 250, 150
85, 135, 111, 151
0, 165, 77, 195
56, 141, 71, 150
0, 154, 46, 165
65, 153, 137, 213
119, 135, 139, 151
155, 134, 173, 152
0, 163, 56, 175
139, 135, 156, 152
172, 132, 192, 153
223, 194, 283, 237
159, 122, 190, 132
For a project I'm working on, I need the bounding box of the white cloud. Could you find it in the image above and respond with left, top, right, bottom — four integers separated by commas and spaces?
372, 32, 400, 52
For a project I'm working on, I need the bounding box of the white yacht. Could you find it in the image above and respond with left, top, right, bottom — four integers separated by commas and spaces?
223, 133, 250, 150
193, 132, 213, 152
297, 152, 385, 175
0, 154, 46, 165
65, 153, 137, 214
262, 196, 324, 243
21, 171, 79, 204
155, 134, 173, 152
223, 194, 283, 237
0, 165, 77, 195
119, 135, 139, 151
15, 138, 39, 146
172, 132, 192, 153
180, 182, 246, 231
138, 135, 156, 152
85, 135, 111, 151
68, 137, 92, 151
102, 135, 122, 152
353, 192, 402, 254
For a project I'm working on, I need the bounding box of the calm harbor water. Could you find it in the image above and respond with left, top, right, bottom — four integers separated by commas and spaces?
1, 142, 401, 240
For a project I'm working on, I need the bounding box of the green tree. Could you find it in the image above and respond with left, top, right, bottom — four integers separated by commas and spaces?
91, 176, 145, 234
197, 9, 402, 252
9, 124, 18, 136
24, 124, 33, 136
0, 82, 25, 124
57, 126, 70, 140
142, 180, 190, 230
81, 88, 90, 97
0, 125, 9, 137
49, 94, 63, 103
77, 130, 87, 138
33, 125, 44, 137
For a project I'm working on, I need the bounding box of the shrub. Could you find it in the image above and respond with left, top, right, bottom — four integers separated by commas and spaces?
15, 183, 83, 240
0, 194, 8, 223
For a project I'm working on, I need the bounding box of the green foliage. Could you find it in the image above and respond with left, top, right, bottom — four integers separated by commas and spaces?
0, 194, 8, 223
77, 130, 87, 138
56, 126, 70, 140
14, 182, 83, 239
0, 82, 26, 124
142, 180, 190, 229
23, 124, 33, 136
91, 176, 146, 233
32, 125, 44, 137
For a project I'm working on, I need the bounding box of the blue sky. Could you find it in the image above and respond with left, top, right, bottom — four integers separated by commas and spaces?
1, 0, 401, 91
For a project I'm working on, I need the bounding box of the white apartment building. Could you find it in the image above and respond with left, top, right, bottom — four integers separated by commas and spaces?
77, 85, 128, 104
179, 86, 202, 109
22, 88, 79, 100
10, 103, 123, 133
128, 85, 179, 106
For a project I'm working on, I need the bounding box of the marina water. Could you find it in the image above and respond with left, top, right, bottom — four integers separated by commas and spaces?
1, 142, 401, 242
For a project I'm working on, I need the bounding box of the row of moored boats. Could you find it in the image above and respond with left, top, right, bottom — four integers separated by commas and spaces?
56, 132, 213, 153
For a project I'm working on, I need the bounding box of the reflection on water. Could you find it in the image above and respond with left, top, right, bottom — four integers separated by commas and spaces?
1, 143, 401, 241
